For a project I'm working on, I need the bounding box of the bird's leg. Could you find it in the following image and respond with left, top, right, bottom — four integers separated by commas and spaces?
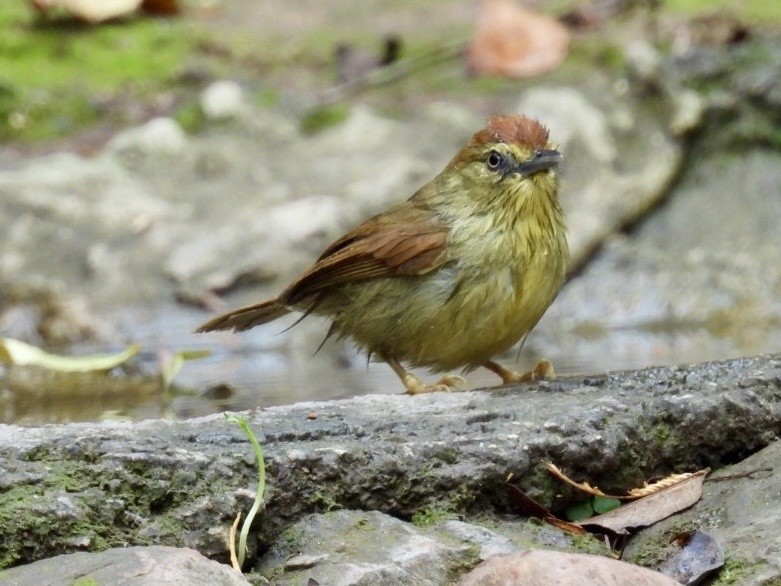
385, 356, 467, 395
483, 359, 555, 385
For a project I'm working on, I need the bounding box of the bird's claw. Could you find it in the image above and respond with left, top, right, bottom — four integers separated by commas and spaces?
484, 358, 556, 385
403, 374, 468, 395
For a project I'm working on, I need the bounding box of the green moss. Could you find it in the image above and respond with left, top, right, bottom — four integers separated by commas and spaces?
0, 487, 40, 567
517, 464, 562, 508
300, 104, 350, 134
712, 556, 763, 585
4, 6, 198, 88
411, 507, 457, 527
351, 516, 375, 532
173, 101, 206, 134
568, 533, 605, 555
278, 526, 305, 549
603, 420, 685, 490
72, 578, 99, 586
446, 544, 482, 583
662, 0, 781, 22
0, 447, 238, 569
0, 5, 207, 141
624, 520, 696, 569
568, 38, 627, 73
433, 447, 460, 466
446, 484, 478, 513
255, 88, 280, 109
719, 108, 781, 151
306, 488, 340, 513
0, 482, 117, 568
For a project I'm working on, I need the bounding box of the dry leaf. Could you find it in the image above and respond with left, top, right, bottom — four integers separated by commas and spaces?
506, 480, 620, 544
546, 462, 617, 498
546, 462, 706, 501
510, 464, 707, 548
141, 0, 179, 15
544, 516, 590, 536
29, 0, 143, 23
0, 338, 140, 372
506, 482, 555, 519
229, 512, 241, 572
159, 348, 211, 391
467, 0, 570, 78
627, 472, 702, 498
578, 470, 709, 534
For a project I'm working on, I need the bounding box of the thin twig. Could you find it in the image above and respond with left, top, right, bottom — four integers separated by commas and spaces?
318, 40, 465, 106
225, 413, 267, 569
229, 512, 241, 572
707, 467, 772, 482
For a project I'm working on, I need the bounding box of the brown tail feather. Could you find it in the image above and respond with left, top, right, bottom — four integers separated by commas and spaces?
195, 298, 290, 333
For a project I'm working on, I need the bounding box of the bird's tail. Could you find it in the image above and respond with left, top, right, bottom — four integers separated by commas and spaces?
196, 298, 290, 333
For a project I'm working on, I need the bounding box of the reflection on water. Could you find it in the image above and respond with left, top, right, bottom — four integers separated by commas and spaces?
3, 303, 780, 425
179, 322, 781, 413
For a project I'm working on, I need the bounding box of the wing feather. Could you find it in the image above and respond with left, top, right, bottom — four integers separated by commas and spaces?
283, 205, 449, 305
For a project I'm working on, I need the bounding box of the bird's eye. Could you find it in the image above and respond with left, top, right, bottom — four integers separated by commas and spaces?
486, 151, 503, 170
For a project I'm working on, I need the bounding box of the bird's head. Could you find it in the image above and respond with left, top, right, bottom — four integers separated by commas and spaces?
436, 115, 562, 212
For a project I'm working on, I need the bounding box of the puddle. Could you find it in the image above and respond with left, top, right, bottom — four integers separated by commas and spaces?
3, 301, 779, 424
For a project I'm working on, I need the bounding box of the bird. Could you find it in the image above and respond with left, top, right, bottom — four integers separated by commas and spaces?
197, 114, 568, 394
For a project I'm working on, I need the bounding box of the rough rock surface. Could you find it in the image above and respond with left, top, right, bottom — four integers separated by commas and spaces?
256, 509, 613, 584
625, 440, 781, 585
0, 354, 779, 571
255, 441, 781, 584
257, 510, 475, 585
0, 546, 248, 586
458, 550, 679, 586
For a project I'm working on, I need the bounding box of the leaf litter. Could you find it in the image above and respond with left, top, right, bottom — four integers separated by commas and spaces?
506, 463, 710, 548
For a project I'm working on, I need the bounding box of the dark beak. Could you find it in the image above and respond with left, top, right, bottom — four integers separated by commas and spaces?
516, 149, 562, 176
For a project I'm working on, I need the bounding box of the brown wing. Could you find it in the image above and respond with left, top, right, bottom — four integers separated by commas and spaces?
195, 298, 288, 333
282, 204, 449, 305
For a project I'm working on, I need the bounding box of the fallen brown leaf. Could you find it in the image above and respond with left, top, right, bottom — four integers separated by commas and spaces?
545, 462, 617, 498
141, 0, 179, 15
505, 482, 554, 519
578, 469, 709, 534
544, 516, 590, 536
507, 480, 625, 549
545, 461, 706, 500
467, 0, 570, 78
627, 471, 703, 498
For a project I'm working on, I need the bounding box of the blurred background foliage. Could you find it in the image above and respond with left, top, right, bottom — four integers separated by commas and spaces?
1, 0, 778, 143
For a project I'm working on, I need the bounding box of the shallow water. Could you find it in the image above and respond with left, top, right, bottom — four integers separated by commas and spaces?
4, 301, 778, 424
